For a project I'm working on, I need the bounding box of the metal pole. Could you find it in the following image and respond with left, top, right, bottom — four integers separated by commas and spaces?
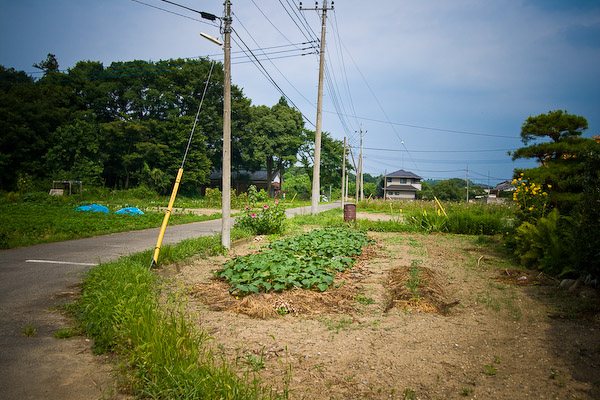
222, 0, 232, 248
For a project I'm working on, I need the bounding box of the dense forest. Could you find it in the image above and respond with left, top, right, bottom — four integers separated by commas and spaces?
0, 54, 345, 195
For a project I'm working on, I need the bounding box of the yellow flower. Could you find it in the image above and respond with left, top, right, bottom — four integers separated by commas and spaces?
528, 206, 534, 211
547, 184, 552, 188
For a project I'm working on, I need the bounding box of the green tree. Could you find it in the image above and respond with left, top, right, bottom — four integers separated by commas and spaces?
32, 53, 60, 75
511, 110, 592, 213
243, 97, 304, 196
433, 178, 467, 201
299, 130, 346, 189
44, 120, 104, 186
0, 63, 75, 190
281, 170, 312, 200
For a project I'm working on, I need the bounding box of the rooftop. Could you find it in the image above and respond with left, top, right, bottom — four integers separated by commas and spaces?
387, 169, 422, 180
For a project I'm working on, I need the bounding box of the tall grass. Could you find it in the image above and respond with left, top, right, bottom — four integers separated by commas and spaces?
76, 231, 277, 399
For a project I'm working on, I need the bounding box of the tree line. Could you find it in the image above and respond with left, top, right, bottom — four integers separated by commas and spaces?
0, 54, 345, 195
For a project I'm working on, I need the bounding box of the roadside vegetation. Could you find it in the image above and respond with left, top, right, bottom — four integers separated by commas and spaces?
0, 185, 307, 249
75, 230, 286, 399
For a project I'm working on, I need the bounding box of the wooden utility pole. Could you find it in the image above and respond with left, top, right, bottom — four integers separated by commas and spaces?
222, 0, 232, 248
302, 0, 333, 214
341, 136, 346, 209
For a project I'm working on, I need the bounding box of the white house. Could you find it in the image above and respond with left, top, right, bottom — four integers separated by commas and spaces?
383, 169, 422, 200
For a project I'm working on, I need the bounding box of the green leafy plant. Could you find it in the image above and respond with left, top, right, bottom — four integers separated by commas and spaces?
403, 387, 417, 399
235, 200, 286, 235
405, 259, 423, 300
484, 364, 498, 375
216, 228, 371, 296
22, 324, 37, 337
513, 208, 573, 275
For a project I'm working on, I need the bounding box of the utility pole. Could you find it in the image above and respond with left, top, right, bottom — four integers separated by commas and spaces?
359, 128, 364, 201
466, 165, 469, 203
349, 146, 358, 201
384, 169, 387, 200
222, 0, 232, 248
301, 0, 333, 214
341, 136, 346, 209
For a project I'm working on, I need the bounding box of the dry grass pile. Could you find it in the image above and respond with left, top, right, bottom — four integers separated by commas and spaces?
384, 264, 458, 314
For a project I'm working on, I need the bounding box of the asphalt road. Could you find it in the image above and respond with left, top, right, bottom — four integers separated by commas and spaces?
0, 202, 341, 399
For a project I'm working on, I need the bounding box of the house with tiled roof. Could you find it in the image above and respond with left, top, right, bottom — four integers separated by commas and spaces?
383, 169, 422, 200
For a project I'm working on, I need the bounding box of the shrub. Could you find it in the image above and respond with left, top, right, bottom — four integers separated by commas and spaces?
204, 187, 221, 208
511, 175, 550, 222
513, 208, 573, 276
235, 201, 286, 235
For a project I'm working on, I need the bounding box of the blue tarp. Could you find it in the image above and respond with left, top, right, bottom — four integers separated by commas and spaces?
75, 204, 109, 213
115, 207, 144, 215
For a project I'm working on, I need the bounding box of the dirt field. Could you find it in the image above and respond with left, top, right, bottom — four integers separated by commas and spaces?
164, 228, 600, 400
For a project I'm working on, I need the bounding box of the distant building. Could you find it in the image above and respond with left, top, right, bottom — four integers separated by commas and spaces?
491, 180, 515, 197
383, 169, 422, 200
203, 170, 280, 196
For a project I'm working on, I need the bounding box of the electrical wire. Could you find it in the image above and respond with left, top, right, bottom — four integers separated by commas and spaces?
230, 28, 315, 127
233, 11, 317, 112
128, 0, 218, 27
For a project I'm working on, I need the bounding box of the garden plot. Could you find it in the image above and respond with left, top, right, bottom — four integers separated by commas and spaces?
166, 231, 600, 400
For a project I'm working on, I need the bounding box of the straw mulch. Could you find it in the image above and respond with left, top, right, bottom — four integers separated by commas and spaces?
384, 265, 459, 315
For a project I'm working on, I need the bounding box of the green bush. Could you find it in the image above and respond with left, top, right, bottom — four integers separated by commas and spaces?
235, 201, 286, 235
513, 209, 573, 276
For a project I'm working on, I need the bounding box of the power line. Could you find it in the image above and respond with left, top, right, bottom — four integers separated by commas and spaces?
233, 11, 317, 113
357, 146, 514, 153
323, 109, 519, 139
230, 28, 315, 127
128, 0, 218, 27
277, 0, 318, 44
158, 0, 218, 21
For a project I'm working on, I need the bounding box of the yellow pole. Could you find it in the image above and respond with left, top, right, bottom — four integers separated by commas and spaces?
291, 192, 297, 203
434, 196, 448, 217
151, 168, 184, 267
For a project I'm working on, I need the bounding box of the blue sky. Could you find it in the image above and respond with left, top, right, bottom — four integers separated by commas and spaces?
1, 0, 599, 185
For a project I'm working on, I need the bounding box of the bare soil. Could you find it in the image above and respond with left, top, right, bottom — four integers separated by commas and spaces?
164, 228, 600, 400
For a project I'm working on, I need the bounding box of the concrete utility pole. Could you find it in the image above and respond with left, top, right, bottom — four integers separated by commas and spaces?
466, 164, 469, 203
341, 136, 346, 209
301, 0, 333, 214
222, 0, 232, 248
359, 128, 364, 201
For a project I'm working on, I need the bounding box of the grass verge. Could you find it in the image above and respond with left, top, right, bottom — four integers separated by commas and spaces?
75, 229, 281, 399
